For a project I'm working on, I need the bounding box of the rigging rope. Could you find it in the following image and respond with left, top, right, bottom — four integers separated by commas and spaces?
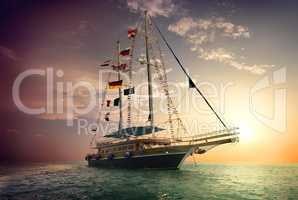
149, 22, 175, 138
89, 72, 112, 146
152, 23, 189, 139
150, 16, 228, 130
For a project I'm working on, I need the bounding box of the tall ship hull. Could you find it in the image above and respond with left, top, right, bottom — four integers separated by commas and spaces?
87, 137, 192, 169
88, 152, 188, 169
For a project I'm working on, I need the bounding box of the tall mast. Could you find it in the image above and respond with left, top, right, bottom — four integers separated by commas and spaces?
144, 11, 154, 132
117, 40, 123, 136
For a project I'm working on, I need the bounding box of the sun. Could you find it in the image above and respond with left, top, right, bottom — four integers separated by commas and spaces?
238, 121, 254, 142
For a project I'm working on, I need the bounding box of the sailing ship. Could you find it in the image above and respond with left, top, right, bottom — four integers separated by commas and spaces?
85, 11, 239, 169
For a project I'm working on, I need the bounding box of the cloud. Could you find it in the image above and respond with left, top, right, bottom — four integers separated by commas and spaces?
199, 48, 274, 75
0, 46, 17, 61
126, 0, 176, 17
168, 17, 250, 45
168, 17, 274, 75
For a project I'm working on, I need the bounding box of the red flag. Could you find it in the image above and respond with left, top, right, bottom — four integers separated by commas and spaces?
112, 63, 127, 71
120, 48, 130, 56
112, 65, 117, 70
119, 64, 127, 70
128, 28, 137, 39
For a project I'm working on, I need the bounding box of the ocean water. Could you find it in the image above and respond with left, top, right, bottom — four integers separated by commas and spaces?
0, 162, 297, 200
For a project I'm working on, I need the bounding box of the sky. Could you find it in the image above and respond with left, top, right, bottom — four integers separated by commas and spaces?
0, 0, 297, 163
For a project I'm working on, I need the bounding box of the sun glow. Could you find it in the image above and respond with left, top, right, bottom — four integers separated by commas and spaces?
239, 121, 255, 142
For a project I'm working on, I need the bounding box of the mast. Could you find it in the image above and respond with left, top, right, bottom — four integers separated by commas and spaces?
127, 30, 136, 128
117, 40, 123, 136
144, 11, 154, 132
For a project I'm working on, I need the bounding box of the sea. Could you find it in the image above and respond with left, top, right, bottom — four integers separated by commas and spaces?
0, 162, 297, 200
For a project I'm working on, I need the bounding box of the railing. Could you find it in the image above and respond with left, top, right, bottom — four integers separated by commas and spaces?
176, 127, 239, 141
94, 127, 239, 150
169, 127, 239, 146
